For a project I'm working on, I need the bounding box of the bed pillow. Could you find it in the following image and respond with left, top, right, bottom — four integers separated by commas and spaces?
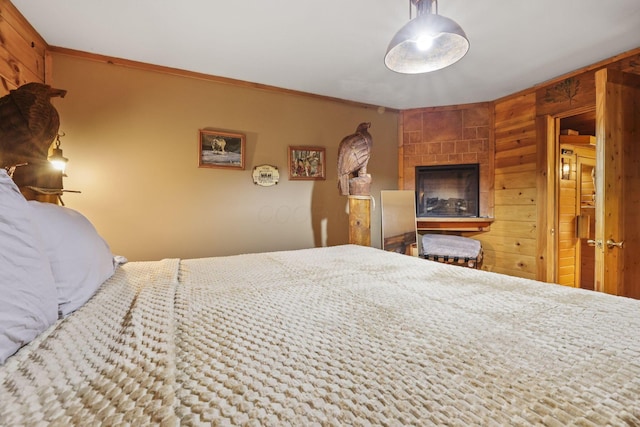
0, 170, 58, 364
28, 201, 117, 316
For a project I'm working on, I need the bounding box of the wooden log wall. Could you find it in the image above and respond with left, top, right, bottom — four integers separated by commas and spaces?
0, 0, 47, 96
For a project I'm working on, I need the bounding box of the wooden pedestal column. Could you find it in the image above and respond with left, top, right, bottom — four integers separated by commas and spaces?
348, 195, 371, 246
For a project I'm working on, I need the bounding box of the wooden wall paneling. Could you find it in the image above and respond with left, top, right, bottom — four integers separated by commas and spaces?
487, 219, 536, 239
494, 126, 536, 152
493, 50, 640, 283
478, 92, 538, 279
494, 167, 537, 189
535, 51, 640, 119
609, 51, 640, 75
478, 213, 538, 278
405, 50, 640, 281
0, 15, 45, 77
493, 187, 536, 206
494, 204, 536, 222
0, 51, 41, 92
492, 161, 536, 175
534, 115, 555, 282
494, 144, 537, 169
495, 93, 537, 123
44, 50, 53, 84
0, 0, 46, 93
479, 233, 537, 257
397, 114, 405, 189
0, 0, 44, 45
536, 73, 596, 117
485, 103, 496, 218
532, 54, 640, 285
557, 163, 577, 287
481, 250, 537, 279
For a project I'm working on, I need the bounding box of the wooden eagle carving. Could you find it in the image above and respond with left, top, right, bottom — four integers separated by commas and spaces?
337, 122, 372, 196
0, 82, 67, 168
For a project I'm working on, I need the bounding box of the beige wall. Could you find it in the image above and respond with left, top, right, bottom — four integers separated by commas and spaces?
50, 53, 398, 261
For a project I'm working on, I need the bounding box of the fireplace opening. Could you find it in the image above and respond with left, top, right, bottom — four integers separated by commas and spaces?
415, 163, 480, 218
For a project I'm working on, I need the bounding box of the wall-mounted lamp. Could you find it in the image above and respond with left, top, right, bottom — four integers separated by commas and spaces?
561, 157, 571, 180
48, 133, 68, 173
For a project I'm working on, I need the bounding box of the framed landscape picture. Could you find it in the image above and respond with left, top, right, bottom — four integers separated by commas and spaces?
198, 129, 245, 170
288, 146, 326, 180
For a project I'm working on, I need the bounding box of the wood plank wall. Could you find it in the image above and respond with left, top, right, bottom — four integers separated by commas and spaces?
479, 49, 640, 281
481, 93, 538, 278
0, 0, 47, 95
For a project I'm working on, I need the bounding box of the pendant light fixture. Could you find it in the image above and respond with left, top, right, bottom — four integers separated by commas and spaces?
384, 0, 469, 74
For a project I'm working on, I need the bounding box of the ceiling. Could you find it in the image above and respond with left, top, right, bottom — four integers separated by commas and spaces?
12, 0, 640, 111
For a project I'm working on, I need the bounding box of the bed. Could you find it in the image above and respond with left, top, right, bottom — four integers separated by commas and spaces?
2, 171, 640, 426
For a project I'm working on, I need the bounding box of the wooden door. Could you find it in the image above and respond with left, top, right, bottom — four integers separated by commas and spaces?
594, 69, 640, 298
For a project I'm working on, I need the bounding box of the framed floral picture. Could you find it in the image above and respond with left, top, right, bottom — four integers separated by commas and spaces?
198, 129, 245, 170
288, 146, 326, 180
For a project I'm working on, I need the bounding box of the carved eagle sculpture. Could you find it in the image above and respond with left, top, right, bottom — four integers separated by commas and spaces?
337, 122, 372, 196
0, 82, 67, 168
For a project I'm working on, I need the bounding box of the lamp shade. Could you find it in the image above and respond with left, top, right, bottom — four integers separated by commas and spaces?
384, 12, 469, 74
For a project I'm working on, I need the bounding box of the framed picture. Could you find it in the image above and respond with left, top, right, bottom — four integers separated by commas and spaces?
198, 129, 245, 170
288, 146, 326, 180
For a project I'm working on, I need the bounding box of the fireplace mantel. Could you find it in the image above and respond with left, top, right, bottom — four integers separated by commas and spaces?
416, 217, 494, 232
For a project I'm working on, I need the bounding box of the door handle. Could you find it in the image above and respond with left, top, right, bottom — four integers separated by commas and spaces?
606, 239, 624, 249
587, 239, 601, 248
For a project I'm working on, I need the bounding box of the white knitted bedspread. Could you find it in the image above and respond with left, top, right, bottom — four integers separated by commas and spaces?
1, 245, 640, 426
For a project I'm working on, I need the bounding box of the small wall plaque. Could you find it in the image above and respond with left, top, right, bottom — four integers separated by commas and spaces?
252, 164, 279, 187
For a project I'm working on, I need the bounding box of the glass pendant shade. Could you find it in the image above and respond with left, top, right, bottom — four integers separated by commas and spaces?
385, 9, 469, 74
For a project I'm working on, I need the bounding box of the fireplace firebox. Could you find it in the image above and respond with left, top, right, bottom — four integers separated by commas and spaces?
415, 163, 479, 218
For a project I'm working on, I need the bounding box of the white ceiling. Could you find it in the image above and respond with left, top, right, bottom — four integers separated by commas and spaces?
12, 0, 640, 110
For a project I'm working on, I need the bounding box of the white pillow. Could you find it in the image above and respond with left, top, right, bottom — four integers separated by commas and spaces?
28, 201, 116, 316
0, 170, 58, 364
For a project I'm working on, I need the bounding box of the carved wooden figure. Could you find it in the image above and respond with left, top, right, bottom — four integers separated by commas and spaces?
337, 122, 372, 196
